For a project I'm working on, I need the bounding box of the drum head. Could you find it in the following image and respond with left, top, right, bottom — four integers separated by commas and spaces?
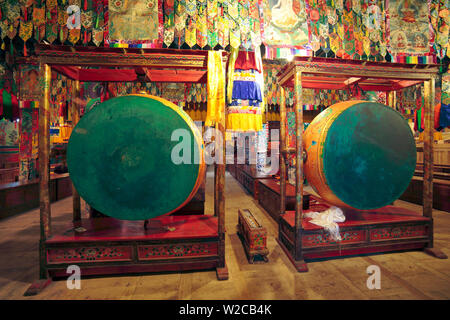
322, 102, 416, 210
67, 94, 204, 220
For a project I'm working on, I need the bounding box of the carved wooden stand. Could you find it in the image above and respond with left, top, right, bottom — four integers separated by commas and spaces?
25, 46, 229, 296
275, 57, 447, 272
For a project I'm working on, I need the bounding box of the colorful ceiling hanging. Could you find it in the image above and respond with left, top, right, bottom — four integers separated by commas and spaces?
304, 0, 388, 61
0, 0, 448, 62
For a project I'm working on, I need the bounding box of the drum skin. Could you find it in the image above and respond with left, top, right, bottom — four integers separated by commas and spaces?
303, 100, 416, 210
67, 94, 205, 220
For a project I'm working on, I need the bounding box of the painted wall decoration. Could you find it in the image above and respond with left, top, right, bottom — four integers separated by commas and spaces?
262, 0, 309, 47
19, 65, 41, 101
388, 0, 431, 55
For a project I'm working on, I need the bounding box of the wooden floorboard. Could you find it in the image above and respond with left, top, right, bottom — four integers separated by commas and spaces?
0, 169, 449, 299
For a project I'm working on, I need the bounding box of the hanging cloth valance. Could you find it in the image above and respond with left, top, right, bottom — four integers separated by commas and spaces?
205, 50, 225, 127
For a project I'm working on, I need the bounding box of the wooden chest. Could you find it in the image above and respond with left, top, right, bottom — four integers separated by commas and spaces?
237, 209, 269, 263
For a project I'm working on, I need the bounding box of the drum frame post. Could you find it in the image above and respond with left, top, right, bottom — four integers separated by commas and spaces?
279, 87, 287, 218
38, 62, 52, 279
294, 69, 304, 262
71, 80, 81, 224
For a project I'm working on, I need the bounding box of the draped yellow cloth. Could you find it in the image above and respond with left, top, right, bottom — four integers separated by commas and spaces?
226, 112, 263, 131
205, 50, 226, 127
226, 47, 239, 104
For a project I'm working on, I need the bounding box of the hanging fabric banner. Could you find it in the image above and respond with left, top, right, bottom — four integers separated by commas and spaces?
205, 50, 225, 127
57, 2, 69, 44
174, 0, 187, 48
196, 0, 208, 48
164, 0, 175, 47
207, 0, 219, 48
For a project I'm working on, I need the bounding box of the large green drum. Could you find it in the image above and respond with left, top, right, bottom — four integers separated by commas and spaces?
303, 100, 416, 210
67, 94, 205, 220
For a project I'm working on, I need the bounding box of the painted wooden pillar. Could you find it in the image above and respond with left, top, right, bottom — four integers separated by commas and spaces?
216, 121, 226, 269
279, 86, 287, 217
294, 68, 304, 260
393, 91, 397, 110
215, 53, 227, 275
71, 80, 81, 223
423, 78, 434, 220
38, 62, 51, 279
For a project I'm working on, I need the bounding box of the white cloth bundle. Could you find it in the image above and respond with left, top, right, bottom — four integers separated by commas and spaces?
304, 206, 346, 241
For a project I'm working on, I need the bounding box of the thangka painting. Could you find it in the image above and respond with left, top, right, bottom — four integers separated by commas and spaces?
19, 65, 41, 101
161, 83, 185, 103
0, 119, 19, 146
108, 0, 162, 46
262, 0, 309, 47
388, 0, 431, 54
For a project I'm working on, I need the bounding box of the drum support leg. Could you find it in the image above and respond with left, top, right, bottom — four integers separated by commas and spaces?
24, 278, 52, 296
424, 247, 448, 259
216, 264, 229, 280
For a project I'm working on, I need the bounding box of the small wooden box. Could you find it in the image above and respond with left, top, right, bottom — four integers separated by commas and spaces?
237, 209, 269, 263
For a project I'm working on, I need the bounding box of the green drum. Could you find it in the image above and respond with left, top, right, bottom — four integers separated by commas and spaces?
303, 100, 417, 210
67, 94, 205, 220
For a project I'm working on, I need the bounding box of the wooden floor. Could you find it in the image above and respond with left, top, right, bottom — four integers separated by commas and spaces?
0, 169, 449, 300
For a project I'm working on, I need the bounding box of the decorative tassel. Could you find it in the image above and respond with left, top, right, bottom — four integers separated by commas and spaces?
24, 42, 27, 56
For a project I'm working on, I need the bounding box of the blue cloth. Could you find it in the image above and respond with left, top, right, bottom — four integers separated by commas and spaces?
231, 81, 262, 102
439, 103, 450, 129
